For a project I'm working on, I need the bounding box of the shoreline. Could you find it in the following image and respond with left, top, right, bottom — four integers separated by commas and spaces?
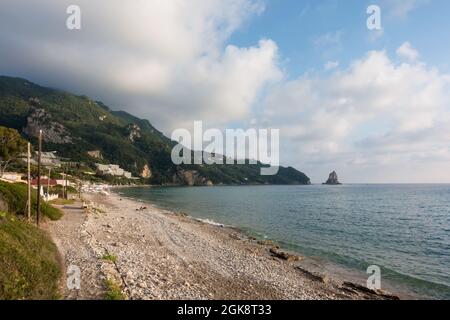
117, 190, 418, 299
45, 190, 400, 300
117, 186, 441, 300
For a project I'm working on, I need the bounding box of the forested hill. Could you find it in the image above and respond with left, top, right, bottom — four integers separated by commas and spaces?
0, 76, 311, 186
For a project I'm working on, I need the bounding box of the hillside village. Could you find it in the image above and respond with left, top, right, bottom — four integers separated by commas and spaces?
1, 146, 137, 203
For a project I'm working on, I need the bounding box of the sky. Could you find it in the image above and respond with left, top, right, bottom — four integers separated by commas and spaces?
1, 0, 450, 183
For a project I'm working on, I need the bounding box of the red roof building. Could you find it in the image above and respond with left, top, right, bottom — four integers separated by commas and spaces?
30, 179, 58, 186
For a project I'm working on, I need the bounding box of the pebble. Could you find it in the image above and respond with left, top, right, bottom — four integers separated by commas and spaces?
49, 192, 376, 301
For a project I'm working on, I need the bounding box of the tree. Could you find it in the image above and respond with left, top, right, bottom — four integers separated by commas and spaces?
0, 126, 28, 176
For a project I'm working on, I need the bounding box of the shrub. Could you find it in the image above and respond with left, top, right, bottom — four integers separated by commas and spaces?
102, 254, 117, 263
104, 279, 125, 300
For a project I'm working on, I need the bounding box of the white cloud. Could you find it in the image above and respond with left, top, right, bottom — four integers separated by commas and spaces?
324, 61, 339, 71
0, 0, 278, 132
396, 42, 419, 62
313, 31, 343, 58
383, 0, 429, 19
261, 49, 450, 182
314, 31, 343, 48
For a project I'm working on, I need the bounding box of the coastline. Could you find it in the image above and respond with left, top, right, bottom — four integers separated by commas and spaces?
45, 190, 399, 300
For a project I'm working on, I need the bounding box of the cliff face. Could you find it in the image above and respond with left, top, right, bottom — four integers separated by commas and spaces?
324, 171, 342, 185
127, 124, 141, 143
172, 169, 213, 186
140, 164, 152, 179
23, 106, 73, 144
87, 150, 103, 159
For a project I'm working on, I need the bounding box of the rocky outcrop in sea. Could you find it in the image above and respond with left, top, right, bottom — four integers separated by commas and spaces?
323, 171, 342, 185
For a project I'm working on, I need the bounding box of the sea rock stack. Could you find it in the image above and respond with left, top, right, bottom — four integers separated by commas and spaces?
323, 171, 342, 185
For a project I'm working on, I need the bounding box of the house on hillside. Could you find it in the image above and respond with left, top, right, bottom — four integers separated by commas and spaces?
30, 178, 58, 187
123, 171, 132, 179
30, 178, 75, 188
19, 151, 64, 168
39, 152, 62, 168
95, 163, 133, 179
0, 172, 24, 183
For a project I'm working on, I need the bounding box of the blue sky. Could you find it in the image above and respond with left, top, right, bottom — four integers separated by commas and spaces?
229, 0, 450, 77
1, 0, 450, 183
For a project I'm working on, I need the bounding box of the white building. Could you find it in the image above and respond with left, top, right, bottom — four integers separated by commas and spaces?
0, 172, 23, 183
37, 151, 62, 168
123, 171, 132, 179
95, 163, 133, 179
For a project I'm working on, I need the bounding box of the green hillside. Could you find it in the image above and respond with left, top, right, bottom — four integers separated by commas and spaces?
0, 76, 311, 185
0, 213, 61, 300
0, 181, 62, 300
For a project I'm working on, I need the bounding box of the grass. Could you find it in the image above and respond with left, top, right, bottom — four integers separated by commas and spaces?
0, 182, 63, 299
102, 254, 117, 263
0, 213, 61, 299
0, 181, 63, 220
104, 279, 125, 300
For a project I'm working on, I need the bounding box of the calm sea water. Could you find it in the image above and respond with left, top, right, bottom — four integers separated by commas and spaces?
118, 184, 450, 299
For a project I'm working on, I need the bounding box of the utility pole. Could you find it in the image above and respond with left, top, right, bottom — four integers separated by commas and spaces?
36, 130, 42, 227
61, 169, 65, 199
47, 167, 51, 202
65, 175, 68, 199
66, 161, 72, 200
64, 165, 68, 199
27, 142, 31, 222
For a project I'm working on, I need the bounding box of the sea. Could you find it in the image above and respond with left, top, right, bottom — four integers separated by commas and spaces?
118, 184, 450, 299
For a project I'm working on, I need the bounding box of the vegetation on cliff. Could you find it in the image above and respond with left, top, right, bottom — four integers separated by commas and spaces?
0, 76, 311, 185
0, 126, 28, 176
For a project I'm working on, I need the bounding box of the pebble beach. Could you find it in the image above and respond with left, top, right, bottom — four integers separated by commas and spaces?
44, 191, 399, 300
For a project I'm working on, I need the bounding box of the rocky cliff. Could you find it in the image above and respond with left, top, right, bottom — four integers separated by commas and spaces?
323, 171, 342, 185
23, 104, 73, 144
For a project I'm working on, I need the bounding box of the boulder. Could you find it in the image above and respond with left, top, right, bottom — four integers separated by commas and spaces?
257, 239, 277, 247
341, 282, 400, 300
269, 247, 301, 262
296, 267, 329, 284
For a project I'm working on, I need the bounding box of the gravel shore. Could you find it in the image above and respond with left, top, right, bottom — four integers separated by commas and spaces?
45, 192, 399, 300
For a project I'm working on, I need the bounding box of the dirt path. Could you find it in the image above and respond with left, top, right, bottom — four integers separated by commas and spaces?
44, 201, 105, 299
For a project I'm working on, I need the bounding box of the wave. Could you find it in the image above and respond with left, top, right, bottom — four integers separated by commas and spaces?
195, 218, 226, 228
